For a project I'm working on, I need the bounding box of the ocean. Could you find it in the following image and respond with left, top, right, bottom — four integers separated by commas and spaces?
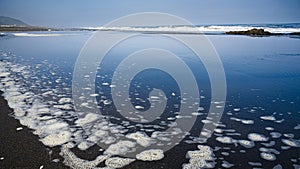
82, 23, 300, 34
0, 23, 300, 169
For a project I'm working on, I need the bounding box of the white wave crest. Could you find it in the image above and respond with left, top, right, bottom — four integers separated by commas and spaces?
82, 25, 300, 34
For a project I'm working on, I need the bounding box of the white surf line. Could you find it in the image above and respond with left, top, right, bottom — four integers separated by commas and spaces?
82, 25, 300, 34
12, 33, 78, 37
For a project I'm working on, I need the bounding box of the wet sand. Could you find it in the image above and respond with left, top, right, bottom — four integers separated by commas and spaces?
0, 91, 68, 169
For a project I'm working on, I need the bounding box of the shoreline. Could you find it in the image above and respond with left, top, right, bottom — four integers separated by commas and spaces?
0, 26, 59, 32
1, 26, 299, 37
0, 91, 68, 169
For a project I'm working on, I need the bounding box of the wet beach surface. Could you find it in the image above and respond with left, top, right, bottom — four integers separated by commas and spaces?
0, 31, 299, 168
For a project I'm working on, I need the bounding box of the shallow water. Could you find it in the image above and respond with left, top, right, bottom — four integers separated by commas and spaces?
0, 31, 299, 168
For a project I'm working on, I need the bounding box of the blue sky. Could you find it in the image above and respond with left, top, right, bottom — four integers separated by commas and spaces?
0, 0, 299, 27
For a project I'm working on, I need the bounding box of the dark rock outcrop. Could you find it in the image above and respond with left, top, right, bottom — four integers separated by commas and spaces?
225, 28, 276, 36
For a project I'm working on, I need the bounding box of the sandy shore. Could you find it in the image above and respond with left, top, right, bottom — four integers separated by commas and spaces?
0, 91, 68, 169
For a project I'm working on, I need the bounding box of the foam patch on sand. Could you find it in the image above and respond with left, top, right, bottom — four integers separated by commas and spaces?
258, 147, 280, 161
105, 157, 135, 168
260, 116, 276, 121
126, 132, 153, 147
248, 133, 269, 142
41, 131, 72, 147
136, 149, 164, 161
75, 113, 100, 126
216, 136, 236, 144
270, 132, 282, 138
265, 127, 274, 131
183, 145, 215, 169
260, 152, 276, 161
281, 139, 300, 147
104, 140, 136, 156
294, 124, 300, 130
238, 140, 255, 148
61, 145, 110, 169
222, 160, 234, 168
230, 117, 254, 125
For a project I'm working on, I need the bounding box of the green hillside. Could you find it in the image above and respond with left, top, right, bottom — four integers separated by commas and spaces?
0, 16, 28, 26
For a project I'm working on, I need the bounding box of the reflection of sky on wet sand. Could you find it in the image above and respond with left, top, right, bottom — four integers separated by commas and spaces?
0, 31, 299, 168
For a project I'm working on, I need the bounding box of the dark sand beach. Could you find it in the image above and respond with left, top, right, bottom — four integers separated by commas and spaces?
0, 91, 68, 169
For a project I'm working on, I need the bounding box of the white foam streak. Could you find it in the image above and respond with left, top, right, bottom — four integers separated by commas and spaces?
13, 33, 76, 37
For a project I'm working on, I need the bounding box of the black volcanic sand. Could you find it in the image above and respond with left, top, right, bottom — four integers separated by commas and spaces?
0, 91, 68, 169
2, 87, 298, 168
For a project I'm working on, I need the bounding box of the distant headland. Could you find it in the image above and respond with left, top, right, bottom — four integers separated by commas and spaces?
0, 16, 57, 32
